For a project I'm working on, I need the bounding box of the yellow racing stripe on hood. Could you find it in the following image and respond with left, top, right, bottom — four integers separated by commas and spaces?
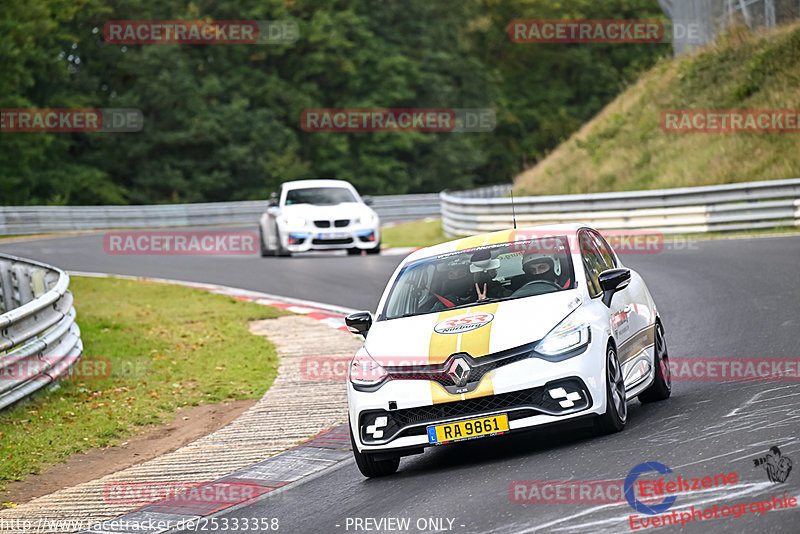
456, 234, 489, 250
428, 302, 500, 404
458, 302, 499, 358
483, 229, 518, 246
428, 308, 463, 365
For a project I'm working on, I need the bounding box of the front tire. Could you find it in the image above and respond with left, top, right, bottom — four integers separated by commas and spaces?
595, 344, 627, 435
638, 323, 671, 403
349, 422, 399, 477
366, 241, 381, 255
274, 228, 291, 257
259, 227, 274, 257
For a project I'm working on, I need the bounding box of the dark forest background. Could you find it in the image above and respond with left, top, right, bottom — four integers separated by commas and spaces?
0, 0, 669, 205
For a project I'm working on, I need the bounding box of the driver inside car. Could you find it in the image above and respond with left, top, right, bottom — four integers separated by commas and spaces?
437, 261, 475, 307
470, 254, 511, 301
510, 254, 559, 292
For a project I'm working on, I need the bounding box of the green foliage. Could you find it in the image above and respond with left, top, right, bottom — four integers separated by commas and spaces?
515, 23, 800, 195
0, 0, 667, 204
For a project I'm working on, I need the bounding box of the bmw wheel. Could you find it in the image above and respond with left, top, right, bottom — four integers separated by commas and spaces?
274, 228, 291, 257
259, 227, 274, 257
595, 344, 627, 435
638, 323, 671, 403
349, 421, 399, 477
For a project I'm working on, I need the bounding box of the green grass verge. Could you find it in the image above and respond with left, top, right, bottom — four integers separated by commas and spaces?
381, 220, 451, 248
0, 276, 289, 497
515, 22, 800, 195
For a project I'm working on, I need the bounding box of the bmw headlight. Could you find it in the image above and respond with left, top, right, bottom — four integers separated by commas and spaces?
358, 212, 377, 226
536, 317, 591, 357
349, 350, 388, 388
281, 216, 306, 228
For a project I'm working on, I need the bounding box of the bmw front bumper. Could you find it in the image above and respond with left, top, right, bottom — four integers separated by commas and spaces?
281, 225, 380, 252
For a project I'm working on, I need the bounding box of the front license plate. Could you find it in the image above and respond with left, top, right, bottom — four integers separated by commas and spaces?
317, 232, 349, 240
427, 414, 509, 444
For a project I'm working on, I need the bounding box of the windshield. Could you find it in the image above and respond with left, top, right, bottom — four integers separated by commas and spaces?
381, 237, 575, 320
284, 187, 357, 206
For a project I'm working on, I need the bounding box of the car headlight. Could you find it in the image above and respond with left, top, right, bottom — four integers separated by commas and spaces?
358, 213, 377, 226
349, 351, 388, 388
536, 317, 591, 357
281, 216, 306, 228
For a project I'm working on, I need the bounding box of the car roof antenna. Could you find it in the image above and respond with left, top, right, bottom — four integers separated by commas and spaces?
510, 187, 517, 229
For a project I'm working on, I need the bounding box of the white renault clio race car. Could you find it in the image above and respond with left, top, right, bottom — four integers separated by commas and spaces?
258, 179, 380, 256
345, 223, 671, 477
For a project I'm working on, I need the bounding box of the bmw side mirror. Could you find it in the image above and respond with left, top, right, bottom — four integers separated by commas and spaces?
362, 196, 373, 206
599, 268, 631, 307
268, 192, 278, 207
345, 311, 373, 336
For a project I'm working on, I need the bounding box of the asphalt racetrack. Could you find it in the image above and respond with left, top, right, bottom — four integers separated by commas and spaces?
2, 230, 799, 533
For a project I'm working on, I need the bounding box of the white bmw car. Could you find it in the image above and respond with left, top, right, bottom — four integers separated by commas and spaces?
345, 223, 671, 477
258, 179, 381, 256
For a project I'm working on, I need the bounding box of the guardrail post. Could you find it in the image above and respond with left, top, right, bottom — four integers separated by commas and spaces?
0, 254, 83, 411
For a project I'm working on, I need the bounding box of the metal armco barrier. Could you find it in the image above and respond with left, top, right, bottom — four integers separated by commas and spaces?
0, 194, 441, 236
441, 178, 800, 236
0, 254, 82, 410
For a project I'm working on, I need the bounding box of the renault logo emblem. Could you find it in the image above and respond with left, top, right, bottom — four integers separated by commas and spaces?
447, 357, 471, 387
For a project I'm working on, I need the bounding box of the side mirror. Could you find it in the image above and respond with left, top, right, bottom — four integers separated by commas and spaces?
345, 311, 373, 336
599, 268, 631, 307
362, 196, 373, 206
268, 192, 278, 207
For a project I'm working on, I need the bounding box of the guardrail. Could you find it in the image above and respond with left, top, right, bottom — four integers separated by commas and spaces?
441, 178, 800, 236
0, 254, 82, 410
0, 194, 441, 236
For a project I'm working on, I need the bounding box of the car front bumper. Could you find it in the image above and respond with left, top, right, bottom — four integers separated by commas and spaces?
281, 225, 380, 252
347, 340, 608, 454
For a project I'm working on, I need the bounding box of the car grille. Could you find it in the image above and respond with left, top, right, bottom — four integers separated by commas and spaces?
312, 238, 353, 245
393, 387, 544, 427
382, 342, 537, 395
387, 353, 530, 391
359, 377, 592, 444
313, 219, 350, 228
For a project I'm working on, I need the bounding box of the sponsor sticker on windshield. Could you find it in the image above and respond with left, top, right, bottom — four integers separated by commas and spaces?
433, 312, 494, 335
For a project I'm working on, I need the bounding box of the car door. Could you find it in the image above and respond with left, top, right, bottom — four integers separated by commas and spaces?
591, 230, 655, 371
579, 230, 636, 360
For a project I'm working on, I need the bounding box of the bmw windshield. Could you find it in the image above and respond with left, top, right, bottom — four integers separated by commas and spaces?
285, 187, 357, 206
381, 237, 575, 320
